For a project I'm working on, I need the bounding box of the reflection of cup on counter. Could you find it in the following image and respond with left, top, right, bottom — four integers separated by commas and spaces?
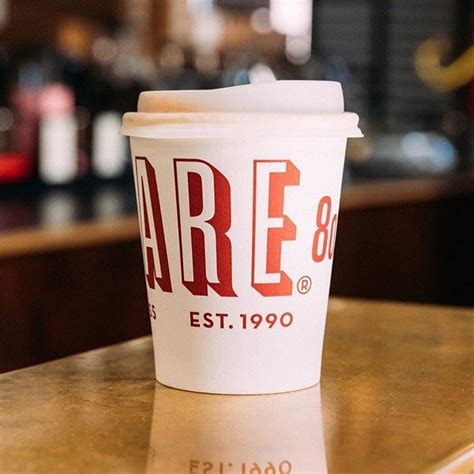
146, 384, 327, 474
121, 81, 362, 394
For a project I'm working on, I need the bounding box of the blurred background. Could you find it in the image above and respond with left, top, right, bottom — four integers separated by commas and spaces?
0, 0, 473, 372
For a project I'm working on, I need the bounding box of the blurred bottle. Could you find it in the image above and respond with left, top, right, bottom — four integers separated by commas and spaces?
92, 109, 128, 181
37, 75, 78, 186
89, 31, 129, 181
0, 48, 26, 186
89, 25, 154, 182
0, 49, 9, 150
7, 46, 81, 188
38, 16, 98, 186
1, 50, 37, 190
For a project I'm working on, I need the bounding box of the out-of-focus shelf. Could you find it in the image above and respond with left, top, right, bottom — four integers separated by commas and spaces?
0, 215, 139, 259
1, 172, 474, 258
0, 181, 138, 258
341, 171, 474, 210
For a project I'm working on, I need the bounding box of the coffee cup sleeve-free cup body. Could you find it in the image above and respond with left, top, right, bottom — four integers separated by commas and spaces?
122, 81, 362, 394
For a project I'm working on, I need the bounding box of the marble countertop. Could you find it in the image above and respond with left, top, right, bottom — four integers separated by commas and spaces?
1, 298, 473, 473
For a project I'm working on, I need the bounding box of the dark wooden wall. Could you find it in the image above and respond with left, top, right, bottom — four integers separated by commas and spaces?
1, 191, 473, 373
333, 193, 474, 306
0, 242, 149, 373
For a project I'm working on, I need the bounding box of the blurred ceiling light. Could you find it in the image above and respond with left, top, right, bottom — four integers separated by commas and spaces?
187, 0, 214, 15
0, 0, 8, 30
92, 37, 118, 65
415, 39, 474, 92
190, 10, 224, 54
249, 63, 277, 84
158, 43, 185, 70
285, 34, 312, 65
250, 8, 272, 35
56, 17, 93, 61
270, 0, 312, 36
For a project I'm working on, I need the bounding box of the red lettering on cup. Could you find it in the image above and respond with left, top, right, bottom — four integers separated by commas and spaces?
252, 160, 300, 296
174, 159, 236, 297
135, 156, 172, 292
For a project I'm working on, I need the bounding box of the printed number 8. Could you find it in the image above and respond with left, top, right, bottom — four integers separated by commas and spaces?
312, 196, 337, 262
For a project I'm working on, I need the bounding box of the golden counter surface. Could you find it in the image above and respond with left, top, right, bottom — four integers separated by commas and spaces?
1, 298, 473, 473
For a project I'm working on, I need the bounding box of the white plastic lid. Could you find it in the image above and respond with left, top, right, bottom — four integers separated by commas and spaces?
121, 81, 362, 139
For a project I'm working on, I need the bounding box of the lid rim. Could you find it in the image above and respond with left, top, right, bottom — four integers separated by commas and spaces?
121, 111, 362, 139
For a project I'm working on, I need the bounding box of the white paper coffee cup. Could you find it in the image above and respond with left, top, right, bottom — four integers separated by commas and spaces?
121, 81, 362, 394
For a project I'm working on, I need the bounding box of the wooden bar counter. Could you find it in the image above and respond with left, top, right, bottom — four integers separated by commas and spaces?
1, 299, 473, 473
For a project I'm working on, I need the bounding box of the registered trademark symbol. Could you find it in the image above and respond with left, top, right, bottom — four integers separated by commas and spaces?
297, 276, 312, 294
